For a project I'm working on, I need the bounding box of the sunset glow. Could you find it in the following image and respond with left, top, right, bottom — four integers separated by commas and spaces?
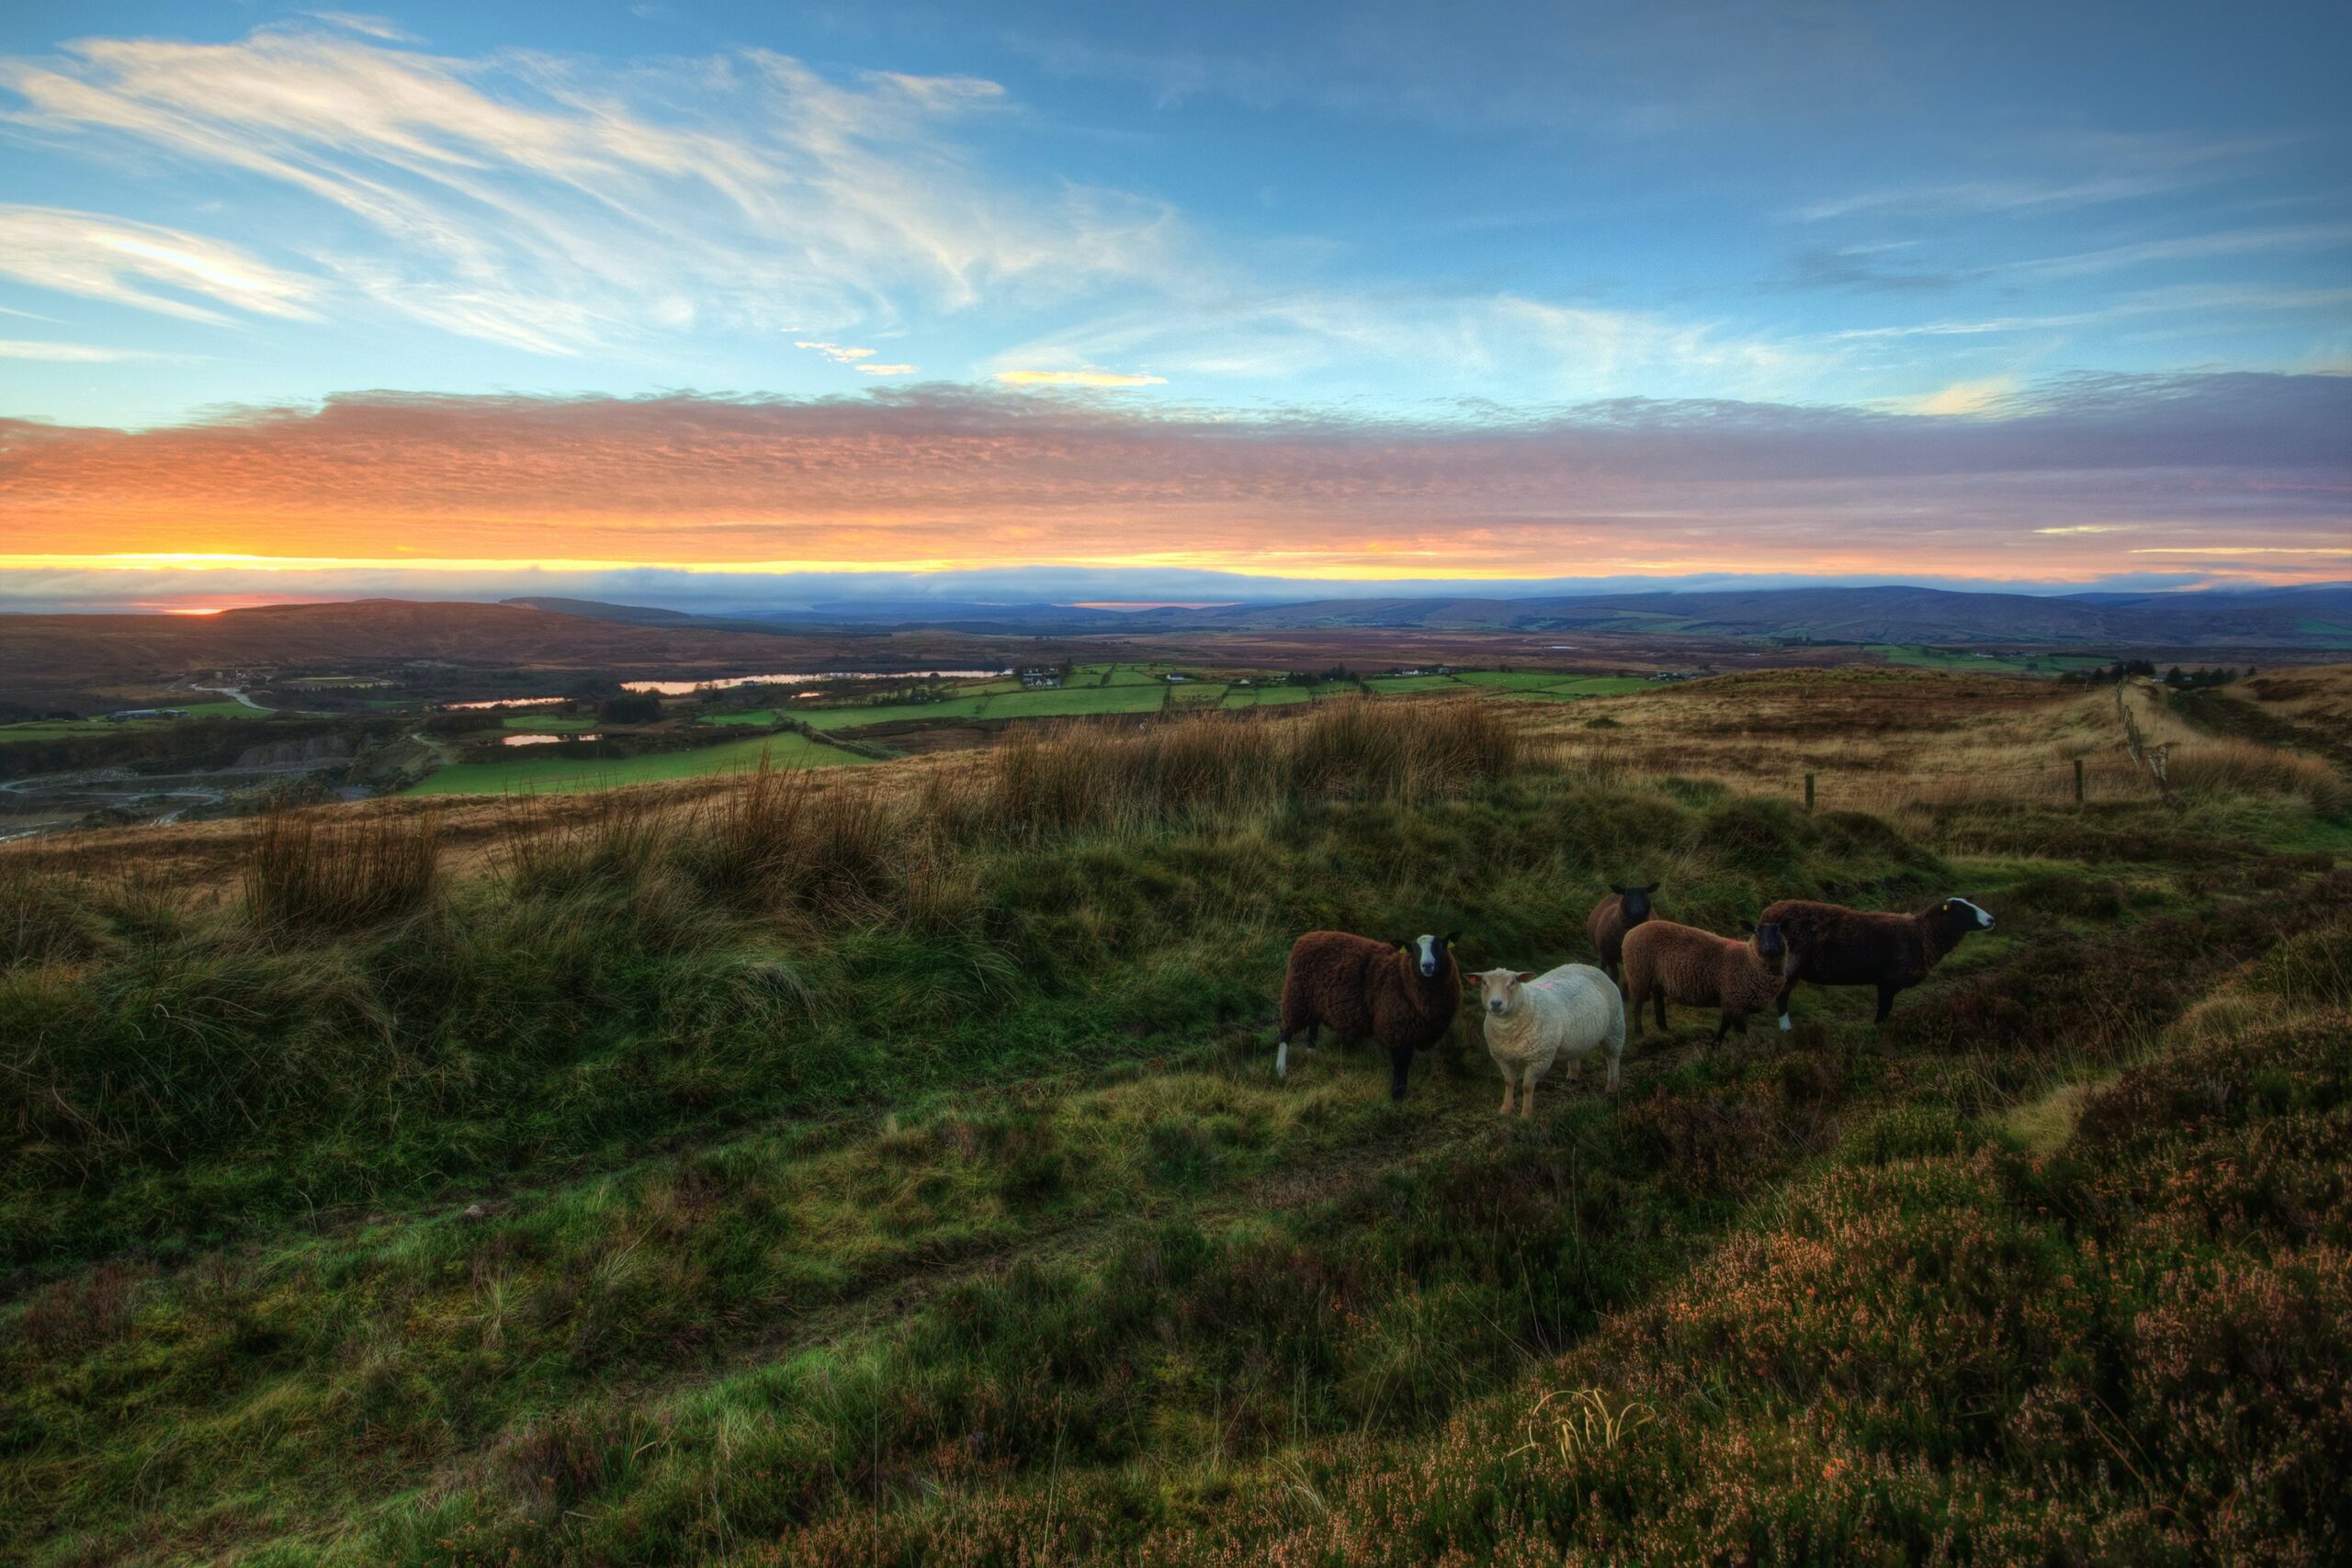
0, 6, 2343, 611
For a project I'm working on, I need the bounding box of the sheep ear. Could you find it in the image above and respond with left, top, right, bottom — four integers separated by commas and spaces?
1609, 884, 1626, 896
1442, 931, 1462, 947
1515, 971, 1537, 984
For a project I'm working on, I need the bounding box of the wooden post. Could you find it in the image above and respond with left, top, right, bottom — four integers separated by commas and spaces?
1804, 773, 1815, 812
2074, 758, 2086, 805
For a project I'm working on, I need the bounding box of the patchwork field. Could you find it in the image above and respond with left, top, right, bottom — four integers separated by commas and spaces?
404, 729, 872, 795
4, 668, 2346, 1564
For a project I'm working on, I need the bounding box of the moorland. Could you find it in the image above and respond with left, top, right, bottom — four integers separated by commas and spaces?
4, 659, 2348, 1564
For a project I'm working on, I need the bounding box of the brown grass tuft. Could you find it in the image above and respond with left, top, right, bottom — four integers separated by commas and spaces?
2165, 739, 2346, 816
681, 757, 904, 919
931, 696, 1521, 840
242, 807, 440, 932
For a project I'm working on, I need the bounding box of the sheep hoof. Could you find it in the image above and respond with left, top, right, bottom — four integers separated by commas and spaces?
1778, 1014, 1792, 1032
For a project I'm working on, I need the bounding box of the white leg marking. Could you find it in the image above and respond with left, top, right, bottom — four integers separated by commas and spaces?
1779, 1013, 1792, 1032
1276, 1040, 1288, 1077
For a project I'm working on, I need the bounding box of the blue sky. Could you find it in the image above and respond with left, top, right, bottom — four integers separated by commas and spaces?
0, 2, 2345, 608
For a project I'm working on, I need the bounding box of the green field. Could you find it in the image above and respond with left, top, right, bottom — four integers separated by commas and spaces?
404, 729, 869, 795
0, 700, 276, 741
801, 681, 1171, 729
501, 713, 598, 733
1219, 683, 1315, 706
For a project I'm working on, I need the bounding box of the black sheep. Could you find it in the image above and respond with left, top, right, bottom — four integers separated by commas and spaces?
1587, 883, 1657, 983
1277, 931, 1464, 1100
1759, 896, 1995, 1024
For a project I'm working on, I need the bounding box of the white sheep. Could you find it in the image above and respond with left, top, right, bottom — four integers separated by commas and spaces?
1467, 963, 1625, 1118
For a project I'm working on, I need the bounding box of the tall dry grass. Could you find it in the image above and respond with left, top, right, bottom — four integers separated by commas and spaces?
2165, 739, 2347, 816
242, 807, 441, 932
929, 697, 1521, 839
679, 758, 902, 920
496, 792, 673, 899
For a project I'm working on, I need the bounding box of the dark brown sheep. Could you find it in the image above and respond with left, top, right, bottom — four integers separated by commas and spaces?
1277, 931, 1464, 1101
1760, 896, 1995, 1024
1623, 918, 1783, 1043
1587, 883, 1658, 983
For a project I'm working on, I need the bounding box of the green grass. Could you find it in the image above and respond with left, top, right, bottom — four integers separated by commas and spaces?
1361, 673, 1464, 693
0, 700, 275, 739
501, 713, 598, 732
800, 682, 1170, 730
6, 694, 2346, 1566
402, 730, 870, 795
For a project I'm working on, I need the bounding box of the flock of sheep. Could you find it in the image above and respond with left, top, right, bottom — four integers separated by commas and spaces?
1274, 887, 1996, 1115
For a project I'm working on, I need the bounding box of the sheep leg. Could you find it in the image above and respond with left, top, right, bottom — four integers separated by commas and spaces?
1387, 1045, 1413, 1102
1518, 1075, 1535, 1120
1713, 1011, 1734, 1043
1874, 984, 1897, 1024
1276, 1033, 1288, 1077
1653, 989, 1668, 1032
1604, 1043, 1622, 1095
1498, 1071, 1515, 1115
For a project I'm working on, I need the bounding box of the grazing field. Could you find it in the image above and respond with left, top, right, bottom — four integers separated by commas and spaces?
798, 679, 1170, 730
5, 670, 2347, 1565
404, 729, 871, 795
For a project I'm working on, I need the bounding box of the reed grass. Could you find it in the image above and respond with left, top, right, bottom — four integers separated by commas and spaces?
241, 807, 441, 932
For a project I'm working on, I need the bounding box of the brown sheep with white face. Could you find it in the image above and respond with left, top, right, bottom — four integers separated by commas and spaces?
1276, 930, 1464, 1101
1623, 918, 1783, 1043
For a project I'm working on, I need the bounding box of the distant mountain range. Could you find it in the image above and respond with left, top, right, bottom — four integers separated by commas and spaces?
505, 583, 2352, 649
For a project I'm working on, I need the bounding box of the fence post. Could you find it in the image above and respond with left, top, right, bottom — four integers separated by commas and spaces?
1804, 773, 1815, 813
2074, 758, 2086, 805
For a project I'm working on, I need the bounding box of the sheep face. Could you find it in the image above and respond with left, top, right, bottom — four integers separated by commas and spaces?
1610, 884, 1657, 921
1930, 897, 1996, 946
1468, 967, 1542, 1017
1751, 919, 1786, 960
1395, 931, 1462, 980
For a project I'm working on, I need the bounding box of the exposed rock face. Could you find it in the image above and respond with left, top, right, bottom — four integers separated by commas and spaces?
232, 734, 353, 769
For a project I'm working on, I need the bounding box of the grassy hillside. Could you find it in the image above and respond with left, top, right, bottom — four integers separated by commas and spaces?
4, 677, 2346, 1564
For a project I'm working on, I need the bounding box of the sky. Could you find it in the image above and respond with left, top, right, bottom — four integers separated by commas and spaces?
0, 1, 2346, 613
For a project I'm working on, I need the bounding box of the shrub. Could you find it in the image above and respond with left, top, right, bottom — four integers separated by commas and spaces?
599, 692, 666, 725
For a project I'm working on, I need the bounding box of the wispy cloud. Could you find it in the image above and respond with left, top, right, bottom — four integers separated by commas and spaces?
1793, 135, 2283, 222
2009, 223, 2352, 279
0, 338, 165, 361
797, 341, 878, 363
0, 206, 320, 323
0, 27, 1183, 354
995, 290, 1821, 400
998, 368, 1167, 387
855, 363, 918, 376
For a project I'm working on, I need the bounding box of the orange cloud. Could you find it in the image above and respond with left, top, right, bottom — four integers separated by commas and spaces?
2, 376, 2346, 587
